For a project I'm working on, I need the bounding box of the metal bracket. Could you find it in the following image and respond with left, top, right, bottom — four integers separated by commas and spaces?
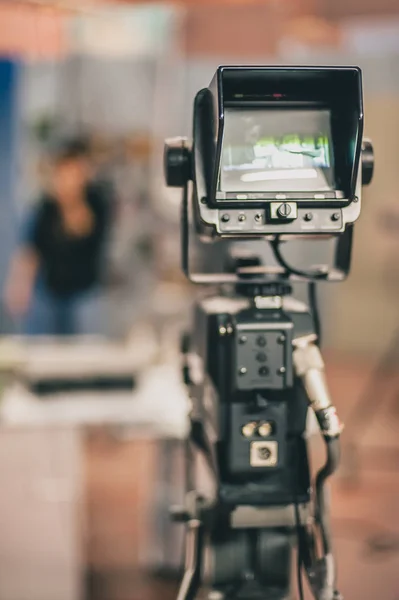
231, 503, 312, 529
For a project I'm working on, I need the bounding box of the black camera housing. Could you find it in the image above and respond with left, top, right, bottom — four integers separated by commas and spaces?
189, 296, 312, 507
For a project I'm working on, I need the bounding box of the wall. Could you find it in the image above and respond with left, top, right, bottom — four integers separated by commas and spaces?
9, 32, 399, 356
0, 3, 66, 60
325, 94, 399, 357
319, 0, 399, 19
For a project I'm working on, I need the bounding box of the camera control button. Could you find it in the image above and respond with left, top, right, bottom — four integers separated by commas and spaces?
277, 203, 292, 218
270, 202, 298, 221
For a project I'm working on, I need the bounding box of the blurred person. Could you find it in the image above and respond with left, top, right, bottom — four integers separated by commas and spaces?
4, 138, 112, 336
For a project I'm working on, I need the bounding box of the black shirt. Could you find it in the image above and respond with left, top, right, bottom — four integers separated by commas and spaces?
25, 183, 111, 298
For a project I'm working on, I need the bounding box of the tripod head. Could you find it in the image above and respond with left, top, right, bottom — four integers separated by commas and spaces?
220, 251, 293, 307
165, 66, 374, 284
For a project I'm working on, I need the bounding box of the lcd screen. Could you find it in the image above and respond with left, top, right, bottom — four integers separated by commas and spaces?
219, 108, 334, 193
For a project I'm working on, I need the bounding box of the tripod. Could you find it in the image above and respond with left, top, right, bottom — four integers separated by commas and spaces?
171, 282, 343, 600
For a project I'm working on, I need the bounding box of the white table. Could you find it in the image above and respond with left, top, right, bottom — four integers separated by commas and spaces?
0, 343, 189, 600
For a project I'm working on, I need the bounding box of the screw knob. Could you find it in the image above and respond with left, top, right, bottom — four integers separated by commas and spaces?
277, 203, 292, 218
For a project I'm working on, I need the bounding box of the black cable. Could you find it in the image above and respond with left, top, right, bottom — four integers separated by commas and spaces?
315, 438, 340, 555
271, 237, 328, 281
294, 500, 305, 600
308, 281, 322, 346
181, 184, 190, 278
292, 440, 305, 600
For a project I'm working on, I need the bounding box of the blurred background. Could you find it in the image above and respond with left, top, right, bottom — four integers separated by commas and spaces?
0, 1, 398, 599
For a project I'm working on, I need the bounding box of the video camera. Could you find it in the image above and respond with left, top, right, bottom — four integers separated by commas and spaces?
164, 66, 374, 600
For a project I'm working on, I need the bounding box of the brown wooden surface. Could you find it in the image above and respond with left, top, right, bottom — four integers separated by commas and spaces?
85, 430, 159, 570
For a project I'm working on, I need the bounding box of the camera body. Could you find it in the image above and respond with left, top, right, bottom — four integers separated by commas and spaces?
187, 291, 313, 508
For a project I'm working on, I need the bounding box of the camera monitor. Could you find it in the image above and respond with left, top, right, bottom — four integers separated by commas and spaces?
219, 108, 334, 194
184, 66, 366, 237
164, 65, 374, 281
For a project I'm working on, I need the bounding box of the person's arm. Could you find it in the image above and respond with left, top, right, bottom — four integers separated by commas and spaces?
3, 206, 40, 318
4, 247, 39, 317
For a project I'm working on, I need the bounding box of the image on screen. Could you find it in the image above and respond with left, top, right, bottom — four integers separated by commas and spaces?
219, 108, 334, 193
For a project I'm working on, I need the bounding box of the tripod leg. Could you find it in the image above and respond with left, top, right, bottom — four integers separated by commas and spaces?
176, 518, 203, 600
